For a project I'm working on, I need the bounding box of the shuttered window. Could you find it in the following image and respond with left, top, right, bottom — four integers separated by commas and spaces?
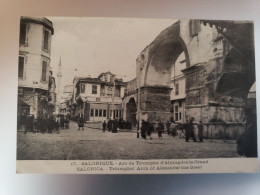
41, 60, 47, 81
18, 56, 24, 78
20, 23, 26, 45
43, 29, 49, 51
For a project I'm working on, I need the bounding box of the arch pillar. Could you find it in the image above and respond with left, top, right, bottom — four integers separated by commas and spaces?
139, 86, 172, 122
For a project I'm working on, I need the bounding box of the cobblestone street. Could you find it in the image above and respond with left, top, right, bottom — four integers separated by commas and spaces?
17, 121, 240, 160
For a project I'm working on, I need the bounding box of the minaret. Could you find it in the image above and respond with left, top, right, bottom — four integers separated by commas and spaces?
57, 57, 62, 113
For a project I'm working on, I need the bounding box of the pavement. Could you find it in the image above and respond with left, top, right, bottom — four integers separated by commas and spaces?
17, 121, 240, 160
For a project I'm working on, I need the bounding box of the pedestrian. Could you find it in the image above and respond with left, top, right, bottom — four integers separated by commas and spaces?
157, 121, 164, 139
112, 119, 118, 133
78, 115, 84, 130
60, 114, 65, 130
107, 119, 112, 132
166, 120, 171, 135
47, 115, 55, 134
237, 108, 257, 157
24, 115, 34, 134
141, 120, 147, 139
185, 117, 196, 142
40, 115, 47, 134
54, 115, 60, 134
102, 120, 106, 132
197, 120, 203, 142
170, 121, 177, 137
147, 120, 153, 139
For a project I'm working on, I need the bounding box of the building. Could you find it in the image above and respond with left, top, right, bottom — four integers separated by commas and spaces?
123, 19, 255, 139
59, 85, 73, 115
170, 52, 186, 123
17, 16, 55, 127
74, 71, 126, 122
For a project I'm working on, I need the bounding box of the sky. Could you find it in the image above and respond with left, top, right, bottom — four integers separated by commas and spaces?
48, 17, 177, 89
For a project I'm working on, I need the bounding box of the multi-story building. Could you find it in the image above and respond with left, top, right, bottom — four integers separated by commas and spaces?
17, 17, 55, 126
170, 52, 186, 123
74, 71, 126, 122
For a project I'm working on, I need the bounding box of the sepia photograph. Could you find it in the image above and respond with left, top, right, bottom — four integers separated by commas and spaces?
16, 16, 257, 173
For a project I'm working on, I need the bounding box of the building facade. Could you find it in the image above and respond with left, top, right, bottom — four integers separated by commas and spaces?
59, 85, 73, 115
170, 52, 186, 123
18, 16, 55, 127
124, 19, 255, 139
74, 71, 126, 122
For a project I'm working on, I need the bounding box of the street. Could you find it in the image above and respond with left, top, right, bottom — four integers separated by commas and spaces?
17, 121, 240, 160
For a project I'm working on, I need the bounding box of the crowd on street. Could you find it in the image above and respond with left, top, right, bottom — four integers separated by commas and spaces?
22, 113, 71, 134
19, 109, 257, 158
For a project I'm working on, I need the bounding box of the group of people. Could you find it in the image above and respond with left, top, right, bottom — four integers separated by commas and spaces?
140, 120, 155, 139
23, 114, 71, 134
139, 118, 204, 142
101, 118, 133, 133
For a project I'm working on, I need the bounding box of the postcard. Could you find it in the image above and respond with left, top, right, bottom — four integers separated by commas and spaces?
17, 17, 257, 174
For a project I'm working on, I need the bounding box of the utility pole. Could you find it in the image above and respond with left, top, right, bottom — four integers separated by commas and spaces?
111, 78, 115, 119
137, 63, 143, 138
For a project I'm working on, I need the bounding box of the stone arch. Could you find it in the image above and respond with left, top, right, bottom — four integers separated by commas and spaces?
143, 22, 190, 87
137, 21, 190, 122
215, 48, 255, 98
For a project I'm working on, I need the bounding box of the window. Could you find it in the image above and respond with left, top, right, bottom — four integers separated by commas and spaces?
81, 84, 85, 93
116, 110, 118, 118
20, 23, 27, 45
18, 56, 24, 78
179, 112, 182, 120
107, 87, 112, 96
179, 101, 182, 107
189, 20, 201, 37
43, 29, 49, 51
175, 83, 179, 95
92, 85, 97, 94
90, 109, 94, 117
175, 113, 178, 121
103, 110, 106, 117
95, 109, 98, 117
101, 86, 105, 96
175, 106, 178, 113
175, 105, 179, 121
99, 109, 102, 117
41, 60, 47, 81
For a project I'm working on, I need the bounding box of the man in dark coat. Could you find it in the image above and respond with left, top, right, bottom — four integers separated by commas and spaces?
237, 108, 257, 157
197, 120, 204, 142
107, 119, 112, 132
147, 121, 154, 139
40, 115, 47, 134
112, 119, 118, 133
77, 115, 84, 130
185, 117, 196, 142
141, 120, 147, 139
24, 115, 34, 134
60, 115, 65, 130
157, 121, 164, 139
